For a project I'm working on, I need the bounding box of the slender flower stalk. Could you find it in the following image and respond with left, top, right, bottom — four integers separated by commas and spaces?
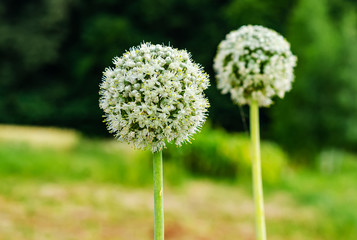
153, 150, 164, 240
99, 42, 210, 240
214, 25, 296, 239
250, 100, 266, 240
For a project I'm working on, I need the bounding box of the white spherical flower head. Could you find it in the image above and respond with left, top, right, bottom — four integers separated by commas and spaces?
214, 25, 297, 107
99, 43, 210, 152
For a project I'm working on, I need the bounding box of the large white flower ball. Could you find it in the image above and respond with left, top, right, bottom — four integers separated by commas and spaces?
214, 25, 297, 107
99, 43, 210, 152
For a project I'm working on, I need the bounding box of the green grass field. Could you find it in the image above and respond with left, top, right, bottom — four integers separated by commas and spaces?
0, 125, 356, 239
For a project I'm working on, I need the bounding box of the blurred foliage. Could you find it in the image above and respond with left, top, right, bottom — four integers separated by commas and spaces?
0, 0, 357, 157
0, 124, 79, 150
0, 124, 286, 184
0, 138, 153, 186
1, 124, 357, 239
315, 148, 357, 174
270, 0, 357, 154
166, 125, 288, 184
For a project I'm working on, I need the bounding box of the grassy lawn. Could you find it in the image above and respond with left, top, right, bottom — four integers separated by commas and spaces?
0, 178, 323, 240
0, 125, 356, 239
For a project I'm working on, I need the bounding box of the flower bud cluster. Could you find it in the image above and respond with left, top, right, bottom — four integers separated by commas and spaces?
214, 25, 297, 106
99, 43, 210, 152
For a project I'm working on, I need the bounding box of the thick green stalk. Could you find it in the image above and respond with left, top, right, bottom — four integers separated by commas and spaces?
250, 101, 267, 240
153, 150, 164, 240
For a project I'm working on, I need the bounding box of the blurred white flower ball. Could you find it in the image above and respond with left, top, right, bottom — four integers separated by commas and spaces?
99, 43, 210, 152
214, 25, 297, 107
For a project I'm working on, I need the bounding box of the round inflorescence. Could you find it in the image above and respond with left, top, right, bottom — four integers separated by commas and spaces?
214, 25, 297, 107
99, 43, 210, 152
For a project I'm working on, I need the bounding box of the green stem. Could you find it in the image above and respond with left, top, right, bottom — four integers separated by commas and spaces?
250, 100, 267, 240
153, 150, 164, 240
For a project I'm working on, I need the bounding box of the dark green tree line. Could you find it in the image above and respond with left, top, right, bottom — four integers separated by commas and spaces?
0, 0, 356, 155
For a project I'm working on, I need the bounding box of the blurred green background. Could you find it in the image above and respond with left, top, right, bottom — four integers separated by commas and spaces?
0, 0, 357, 239
1, 0, 357, 155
